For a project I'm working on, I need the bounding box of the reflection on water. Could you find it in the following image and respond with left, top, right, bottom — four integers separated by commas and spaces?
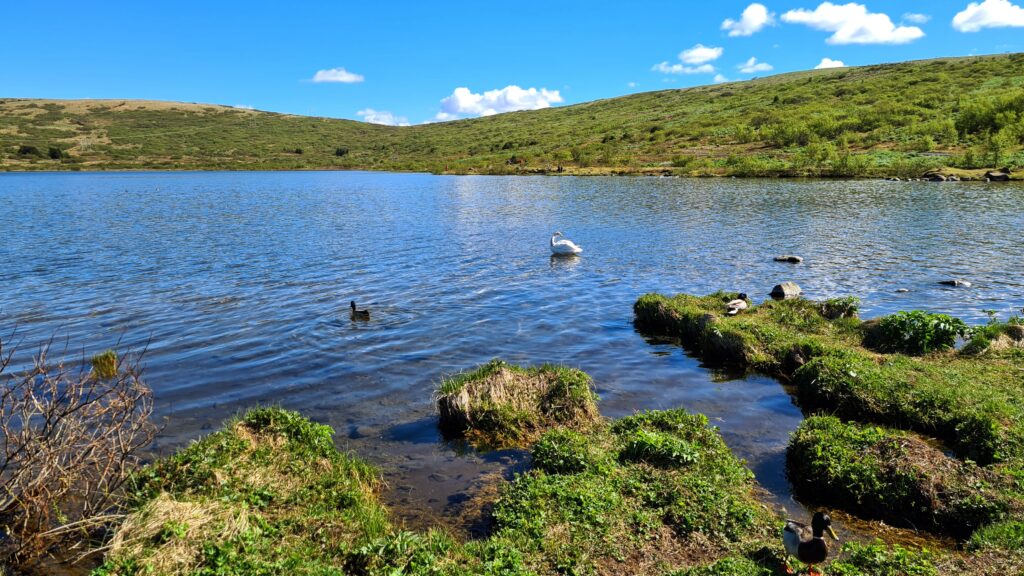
2, 171, 1023, 530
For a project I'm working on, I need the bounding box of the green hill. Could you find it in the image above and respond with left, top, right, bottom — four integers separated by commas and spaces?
3, 53, 1024, 177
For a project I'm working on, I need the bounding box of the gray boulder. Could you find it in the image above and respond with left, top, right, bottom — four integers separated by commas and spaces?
938, 279, 972, 288
770, 282, 802, 299
984, 170, 1010, 182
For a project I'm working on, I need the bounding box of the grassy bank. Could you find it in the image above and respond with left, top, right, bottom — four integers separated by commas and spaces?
634, 292, 1024, 547
4, 53, 1024, 176
98, 400, 1018, 574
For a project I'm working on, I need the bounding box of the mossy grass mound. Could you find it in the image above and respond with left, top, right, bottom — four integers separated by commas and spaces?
96, 407, 470, 575
491, 409, 779, 575
436, 359, 601, 449
788, 416, 1019, 538
634, 293, 1024, 465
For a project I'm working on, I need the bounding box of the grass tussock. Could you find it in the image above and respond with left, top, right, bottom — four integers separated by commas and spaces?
788, 416, 1019, 538
436, 359, 600, 449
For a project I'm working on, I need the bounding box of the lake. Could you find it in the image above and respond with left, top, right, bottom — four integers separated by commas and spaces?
2, 171, 1023, 532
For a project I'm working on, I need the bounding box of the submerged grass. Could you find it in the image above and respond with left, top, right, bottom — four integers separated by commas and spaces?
436, 359, 601, 449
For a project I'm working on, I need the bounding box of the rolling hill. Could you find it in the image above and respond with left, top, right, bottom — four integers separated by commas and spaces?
2, 53, 1024, 177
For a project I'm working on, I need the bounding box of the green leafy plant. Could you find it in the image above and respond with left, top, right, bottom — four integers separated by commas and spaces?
877, 310, 968, 354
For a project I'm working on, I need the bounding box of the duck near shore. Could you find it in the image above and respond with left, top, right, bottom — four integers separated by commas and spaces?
783, 511, 838, 575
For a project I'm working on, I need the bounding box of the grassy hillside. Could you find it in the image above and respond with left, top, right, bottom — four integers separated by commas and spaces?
3, 53, 1024, 176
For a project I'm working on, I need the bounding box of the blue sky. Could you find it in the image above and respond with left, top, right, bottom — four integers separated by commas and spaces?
4, 1, 1023, 124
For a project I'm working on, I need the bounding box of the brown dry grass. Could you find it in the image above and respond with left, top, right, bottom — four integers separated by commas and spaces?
106, 493, 250, 575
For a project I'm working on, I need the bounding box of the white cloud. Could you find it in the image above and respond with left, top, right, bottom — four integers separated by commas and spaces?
953, 0, 1024, 32
652, 44, 722, 76
627, 81, 637, 88
652, 62, 716, 74
782, 2, 925, 44
356, 108, 409, 126
438, 85, 563, 118
738, 57, 773, 73
312, 67, 365, 83
714, 74, 730, 83
679, 43, 724, 64
232, 104, 255, 110
722, 3, 776, 36
814, 57, 847, 68
902, 12, 931, 24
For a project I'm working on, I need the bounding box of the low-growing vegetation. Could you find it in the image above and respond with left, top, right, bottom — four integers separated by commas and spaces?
788, 416, 1018, 538
436, 359, 600, 449
3, 53, 1024, 175
634, 291, 1024, 547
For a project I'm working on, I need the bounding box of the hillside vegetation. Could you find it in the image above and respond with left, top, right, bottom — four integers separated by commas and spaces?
3, 53, 1024, 176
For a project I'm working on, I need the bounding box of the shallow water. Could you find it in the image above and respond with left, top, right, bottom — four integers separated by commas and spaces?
2, 171, 1023, 535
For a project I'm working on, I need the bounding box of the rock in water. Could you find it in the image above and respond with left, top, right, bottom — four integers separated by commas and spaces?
984, 169, 1011, 182
770, 282, 802, 299
939, 280, 972, 288
774, 255, 804, 264
895, 288, 910, 293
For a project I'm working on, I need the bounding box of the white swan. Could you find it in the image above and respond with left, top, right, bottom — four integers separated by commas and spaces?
550, 231, 583, 255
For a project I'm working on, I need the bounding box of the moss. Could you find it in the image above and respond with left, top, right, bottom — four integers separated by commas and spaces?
787, 416, 1015, 539
436, 359, 600, 449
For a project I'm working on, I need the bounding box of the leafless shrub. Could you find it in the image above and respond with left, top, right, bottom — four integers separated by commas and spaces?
0, 335, 156, 563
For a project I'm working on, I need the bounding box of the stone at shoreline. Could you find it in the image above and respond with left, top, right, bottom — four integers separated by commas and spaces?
770, 282, 802, 299
925, 173, 947, 182
939, 279, 972, 287
984, 169, 1011, 182
774, 255, 804, 264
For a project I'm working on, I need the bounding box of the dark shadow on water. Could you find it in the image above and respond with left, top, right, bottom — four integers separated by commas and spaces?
384, 417, 443, 444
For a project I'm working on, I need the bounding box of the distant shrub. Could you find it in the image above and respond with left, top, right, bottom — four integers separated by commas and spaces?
292, 147, 303, 154
47, 146, 64, 160
334, 147, 349, 157
671, 155, 694, 168
16, 145, 41, 157
877, 311, 968, 354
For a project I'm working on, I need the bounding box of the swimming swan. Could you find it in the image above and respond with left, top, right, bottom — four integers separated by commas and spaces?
550, 231, 583, 256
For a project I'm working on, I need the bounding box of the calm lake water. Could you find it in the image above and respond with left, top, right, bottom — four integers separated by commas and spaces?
2, 171, 1023, 532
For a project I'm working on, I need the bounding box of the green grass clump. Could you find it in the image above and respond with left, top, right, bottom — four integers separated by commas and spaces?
91, 349, 118, 379
828, 541, 938, 576
436, 359, 600, 449
968, 519, 1024, 551
99, 408, 522, 576
531, 428, 613, 475
490, 408, 777, 575
787, 416, 1015, 539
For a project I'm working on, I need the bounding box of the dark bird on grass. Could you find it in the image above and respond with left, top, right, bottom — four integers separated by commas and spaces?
783, 511, 838, 575
726, 293, 749, 316
350, 301, 370, 320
